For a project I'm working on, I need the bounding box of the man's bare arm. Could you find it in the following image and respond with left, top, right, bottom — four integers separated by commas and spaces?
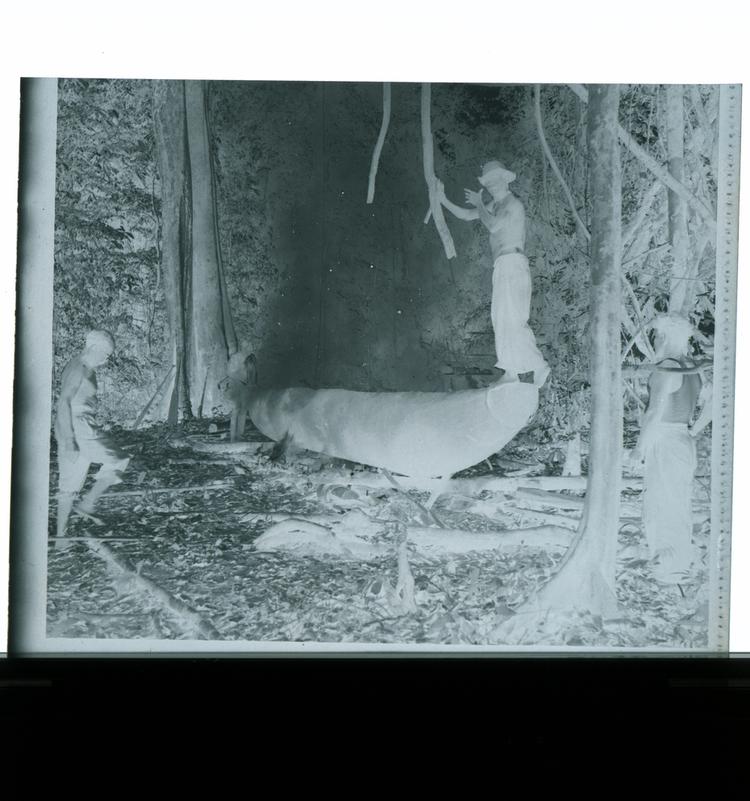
56, 359, 84, 450
436, 180, 479, 221
468, 191, 496, 231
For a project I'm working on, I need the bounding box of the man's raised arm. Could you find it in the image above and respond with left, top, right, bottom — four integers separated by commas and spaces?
436, 179, 479, 221
465, 189, 497, 230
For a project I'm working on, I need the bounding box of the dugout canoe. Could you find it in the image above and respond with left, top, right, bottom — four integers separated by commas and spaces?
247, 381, 539, 478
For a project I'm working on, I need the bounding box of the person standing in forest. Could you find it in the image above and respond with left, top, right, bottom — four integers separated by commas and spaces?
54, 330, 130, 537
632, 314, 712, 583
437, 161, 549, 387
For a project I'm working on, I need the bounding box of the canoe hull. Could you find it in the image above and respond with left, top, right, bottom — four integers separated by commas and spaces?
248, 383, 538, 478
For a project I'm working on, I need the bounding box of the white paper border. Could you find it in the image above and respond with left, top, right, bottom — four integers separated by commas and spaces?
2, 1, 748, 653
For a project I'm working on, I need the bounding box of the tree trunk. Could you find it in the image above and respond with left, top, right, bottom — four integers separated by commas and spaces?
153, 80, 192, 421
153, 81, 234, 420
665, 85, 694, 316
522, 84, 623, 618
204, 84, 238, 358
183, 80, 231, 416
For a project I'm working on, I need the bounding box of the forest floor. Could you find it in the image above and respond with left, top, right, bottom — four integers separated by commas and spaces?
46, 419, 713, 648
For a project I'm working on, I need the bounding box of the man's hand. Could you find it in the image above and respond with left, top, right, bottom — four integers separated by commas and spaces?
434, 178, 446, 200
464, 188, 484, 208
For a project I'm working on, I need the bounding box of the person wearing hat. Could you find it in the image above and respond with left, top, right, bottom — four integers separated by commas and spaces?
54, 329, 131, 537
436, 161, 549, 387
631, 313, 711, 584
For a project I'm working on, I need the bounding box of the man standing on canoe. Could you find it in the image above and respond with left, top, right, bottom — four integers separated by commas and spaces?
437, 161, 549, 388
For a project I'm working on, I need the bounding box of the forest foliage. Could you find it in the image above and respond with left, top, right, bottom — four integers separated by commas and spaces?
54, 79, 167, 421
52, 80, 718, 441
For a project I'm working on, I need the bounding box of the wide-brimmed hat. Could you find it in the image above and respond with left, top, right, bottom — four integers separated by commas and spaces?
478, 160, 516, 186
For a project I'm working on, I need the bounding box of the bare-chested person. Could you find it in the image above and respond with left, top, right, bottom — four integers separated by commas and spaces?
437, 160, 549, 387
54, 330, 130, 537
632, 314, 711, 583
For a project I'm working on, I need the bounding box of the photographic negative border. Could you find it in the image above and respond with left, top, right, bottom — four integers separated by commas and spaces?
8, 78, 742, 655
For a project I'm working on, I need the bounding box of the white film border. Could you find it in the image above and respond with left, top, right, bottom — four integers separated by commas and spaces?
8, 81, 744, 653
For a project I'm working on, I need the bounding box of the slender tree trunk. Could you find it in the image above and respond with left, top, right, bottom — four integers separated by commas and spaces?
153, 80, 191, 421
184, 80, 230, 416
205, 83, 238, 357
522, 84, 623, 618
665, 85, 693, 316
153, 80, 234, 420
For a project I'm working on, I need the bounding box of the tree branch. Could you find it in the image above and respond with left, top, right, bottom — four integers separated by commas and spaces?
622, 377, 646, 410
622, 179, 660, 248
567, 84, 716, 231
622, 242, 669, 267
133, 363, 176, 429
366, 83, 391, 204
534, 85, 591, 242
420, 83, 456, 259
621, 273, 655, 361
688, 84, 717, 174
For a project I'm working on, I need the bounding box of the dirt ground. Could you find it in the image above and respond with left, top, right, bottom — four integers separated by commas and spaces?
46, 419, 712, 648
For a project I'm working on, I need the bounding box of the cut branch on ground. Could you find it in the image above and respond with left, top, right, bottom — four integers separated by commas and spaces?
84, 537, 220, 639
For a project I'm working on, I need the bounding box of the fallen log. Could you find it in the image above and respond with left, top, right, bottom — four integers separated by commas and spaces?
176, 437, 274, 456
49, 536, 141, 542
515, 490, 709, 522
253, 518, 387, 560
166, 458, 240, 466
307, 469, 645, 495
83, 538, 220, 640
456, 474, 646, 492
60, 612, 158, 621
252, 510, 574, 560
516, 488, 585, 509
98, 482, 234, 501
504, 506, 580, 530
408, 525, 574, 552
